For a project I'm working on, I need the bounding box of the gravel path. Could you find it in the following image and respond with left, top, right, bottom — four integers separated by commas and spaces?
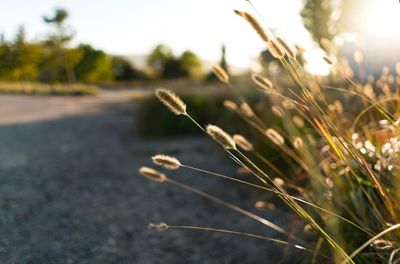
0, 91, 301, 264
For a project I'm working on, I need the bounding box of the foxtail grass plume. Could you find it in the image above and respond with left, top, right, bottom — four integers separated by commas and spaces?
372, 239, 394, 250
155, 88, 187, 115
273, 177, 285, 187
233, 134, 253, 151
212, 64, 229, 84
152, 154, 181, 170
292, 116, 305, 128
234, 10, 270, 43
252, 74, 272, 91
148, 222, 169, 232
271, 106, 284, 118
255, 201, 276, 211
138, 167, 166, 182
240, 102, 255, 118
320, 38, 333, 53
223, 100, 238, 111
282, 99, 295, 109
206, 124, 236, 149
266, 129, 285, 145
277, 37, 296, 59
293, 137, 304, 149
268, 39, 285, 59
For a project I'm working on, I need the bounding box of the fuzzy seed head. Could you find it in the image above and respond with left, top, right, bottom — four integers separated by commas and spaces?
235, 10, 270, 43
292, 116, 305, 128
138, 166, 167, 182
255, 201, 276, 210
268, 39, 285, 59
277, 37, 296, 59
206, 124, 236, 149
152, 154, 181, 170
292, 137, 304, 149
240, 102, 255, 118
266, 129, 285, 146
271, 106, 284, 118
212, 64, 229, 84
155, 88, 187, 115
223, 100, 238, 111
233, 134, 253, 151
148, 222, 169, 232
320, 38, 333, 52
252, 74, 272, 91
273, 177, 285, 187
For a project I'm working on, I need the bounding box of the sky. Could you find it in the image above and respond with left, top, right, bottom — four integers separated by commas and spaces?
1, 0, 399, 72
0, 0, 311, 68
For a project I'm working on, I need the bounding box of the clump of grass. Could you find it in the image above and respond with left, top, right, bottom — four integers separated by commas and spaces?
0, 82, 99, 96
139, 2, 400, 263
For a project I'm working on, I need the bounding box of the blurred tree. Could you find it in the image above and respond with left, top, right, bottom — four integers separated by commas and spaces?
41, 8, 79, 83
43, 8, 73, 46
179, 50, 203, 79
301, 0, 335, 50
205, 44, 229, 82
0, 26, 42, 81
75, 44, 113, 82
162, 58, 186, 79
219, 44, 229, 74
112, 56, 148, 81
147, 44, 173, 77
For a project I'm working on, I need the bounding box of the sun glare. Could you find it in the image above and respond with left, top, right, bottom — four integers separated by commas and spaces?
359, 1, 400, 39
304, 49, 330, 76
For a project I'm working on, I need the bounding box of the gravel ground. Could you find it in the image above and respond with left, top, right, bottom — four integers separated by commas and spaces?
0, 91, 303, 264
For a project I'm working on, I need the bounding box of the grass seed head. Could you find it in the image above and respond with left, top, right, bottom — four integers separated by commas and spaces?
273, 177, 285, 187
212, 64, 229, 84
206, 124, 236, 149
240, 102, 255, 117
148, 222, 169, 232
277, 37, 296, 59
138, 166, 167, 182
235, 10, 270, 43
154, 88, 187, 115
223, 100, 238, 111
152, 154, 181, 170
266, 128, 285, 145
233, 134, 253, 151
252, 73, 273, 91
293, 137, 304, 149
268, 39, 285, 59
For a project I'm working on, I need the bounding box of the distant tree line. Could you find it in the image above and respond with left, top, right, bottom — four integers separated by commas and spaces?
0, 8, 205, 83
